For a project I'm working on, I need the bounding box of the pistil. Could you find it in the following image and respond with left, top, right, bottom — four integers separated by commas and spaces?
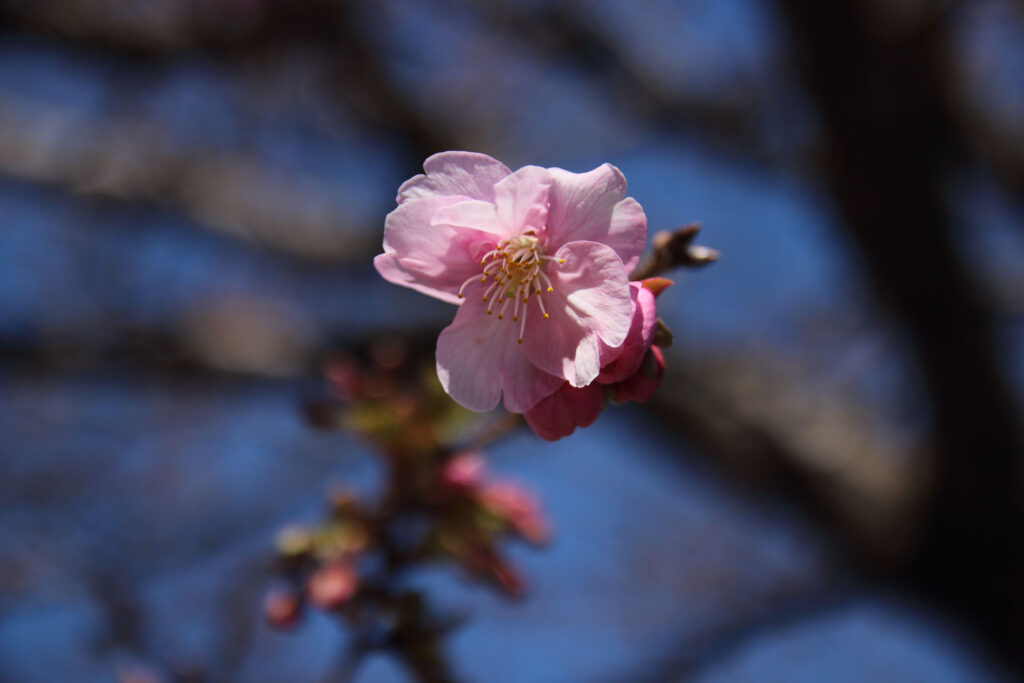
456, 231, 557, 339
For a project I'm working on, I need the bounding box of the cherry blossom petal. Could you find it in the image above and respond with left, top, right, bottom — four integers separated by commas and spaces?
431, 199, 507, 235
376, 196, 498, 304
524, 383, 604, 441
545, 165, 647, 271
397, 151, 511, 204
437, 294, 563, 412
598, 283, 658, 383
493, 165, 552, 234
522, 241, 632, 387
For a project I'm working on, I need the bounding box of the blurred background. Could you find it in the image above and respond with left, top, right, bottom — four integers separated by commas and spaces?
1, 0, 1023, 680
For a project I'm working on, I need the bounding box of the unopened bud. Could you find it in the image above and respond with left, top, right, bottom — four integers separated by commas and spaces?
442, 452, 487, 490
308, 562, 359, 609
264, 587, 302, 629
481, 481, 551, 545
639, 277, 674, 298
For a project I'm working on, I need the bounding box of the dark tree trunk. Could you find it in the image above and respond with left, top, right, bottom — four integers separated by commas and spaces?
774, 0, 1024, 668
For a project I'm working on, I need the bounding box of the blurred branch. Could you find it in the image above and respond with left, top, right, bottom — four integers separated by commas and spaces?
654, 349, 924, 565
622, 587, 851, 682
775, 0, 1024, 667
0, 93, 376, 261
0, 0, 460, 160
952, 96, 1024, 214
448, 0, 787, 165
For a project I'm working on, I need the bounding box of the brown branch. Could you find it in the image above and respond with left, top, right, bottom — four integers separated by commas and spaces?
630, 224, 720, 280
775, 0, 1024, 668
653, 349, 924, 565
445, 0, 785, 165
0, 93, 376, 261
0, 1, 462, 161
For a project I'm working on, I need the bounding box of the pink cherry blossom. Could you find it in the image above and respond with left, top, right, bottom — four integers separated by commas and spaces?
524, 280, 668, 441
374, 151, 647, 413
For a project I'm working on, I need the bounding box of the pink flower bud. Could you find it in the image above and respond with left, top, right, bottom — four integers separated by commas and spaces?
481, 481, 551, 545
523, 280, 668, 440
640, 277, 674, 298
324, 356, 361, 401
612, 346, 666, 404
462, 544, 526, 597
491, 559, 525, 597
263, 586, 302, 629
307, 562, 359, 609
441, 452, 487, 490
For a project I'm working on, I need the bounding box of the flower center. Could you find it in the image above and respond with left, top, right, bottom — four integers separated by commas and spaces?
458, 230, 563, 343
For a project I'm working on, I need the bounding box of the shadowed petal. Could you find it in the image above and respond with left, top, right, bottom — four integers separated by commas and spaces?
437, 294, 563, 412
397, 151, 511, 204
598, 283, 659, 383
493, 165, 552, 234
524, 383, 604, 441
613, 346, 666, 403
522, 241, 632, 386
545, 165, 647, 271
432, 199, 507, 235
377, 196, 497, 304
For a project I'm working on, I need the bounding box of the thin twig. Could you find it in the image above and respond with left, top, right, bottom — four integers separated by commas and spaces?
630, 224, 720, 280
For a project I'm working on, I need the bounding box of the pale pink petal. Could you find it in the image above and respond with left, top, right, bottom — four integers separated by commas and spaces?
377, 196, 498, 304
397, 151, 511, 203
524, 383, 604, 441
437, 294, 563, 412
522, 241, 632, 387
493, 165, 552, 234
431, 199, 507, 236
598, 283, 658, 383
545, 165, 647, 271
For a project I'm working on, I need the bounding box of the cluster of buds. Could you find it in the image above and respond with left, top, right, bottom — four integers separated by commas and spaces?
268, 347, 551, 654
263, 490, 370, 628
268, 216, 713, 675
433, 452, 550, 596
519, 220, 720, 441
523, 277, 673, 440
264, 452, 551, 633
